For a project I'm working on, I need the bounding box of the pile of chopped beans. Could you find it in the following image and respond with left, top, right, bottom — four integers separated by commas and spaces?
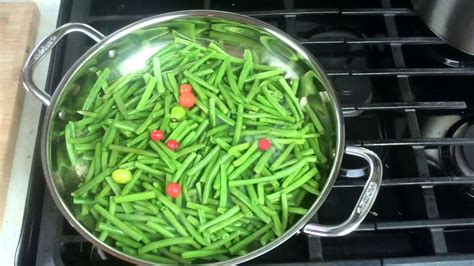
66, 35, 329, 263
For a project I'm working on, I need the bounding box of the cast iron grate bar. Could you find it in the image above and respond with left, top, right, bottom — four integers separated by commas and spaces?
86, 7, 417, 23
335, 176, 474, 187
348, 138, 474, 147
301, 37, 445, 45
327, 68, 474, 76
374, 218, 474, 230
382, 0, 447, 254
341, 101, 467, 111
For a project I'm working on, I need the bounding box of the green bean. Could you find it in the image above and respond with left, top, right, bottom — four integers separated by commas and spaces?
214, 59, 229, 86
228, 142, 249, 157
131, 162, 162, 176
77, 110, 97, 118
173, 152, 197, 183
232, 141, 258, 167
108, 144, 158, 158
69, 132, 102, 145
198, 205, 240, 232
304, 104, 325, 134
73, 197, 95, 205
219, 165, 228, 210
179, 214, 208, 246
112, 94, 129, 119
266, 168, 318, 202
245, 79, 261, 103
184, 70, 219, 93
97, 222, 126, 236
254, 149, 272, 174
281, 192, 288, 231
93, 205, 142, 241
207, 124, 228, 136
237, 49, 253, 90
209, 97, 216, 127
230, 189, 270, 223
206, 231, 240, 250
262, 85, 288, 116
187, 146, 220, 176
105, 176, 121, 195
229, 223, 272, 254
170, 245, 190, 254
278, 77, 303, 117
176, 143, 205, 158
186, 202, 218, 215
246, 69, 282, 83
193, 68, 214, 77
64, 123, 77, 164
138, 237, 196, 255
141, 253, 176, 264
232, 104, 244, 144
218, 84, 237, 113
282, 165, 309, 188
82, 68, 111, 111
145, 221, 175, 238
259, 230, 275, 246
109, 233, 142, 249
162, 208, 190, 237
71, 169, 112, 197
136, 77, 157, 111
93, 142, 102, 175
270, 143, 295, 171
94, 185, 111, 201
113, 191, 155, 203
166, 120, 189, 141
147, 141, 176, 172
152, 57, 165, 94
229, 160, 308, 186
182, 249, 228, 260
143, 182, 181, 215
302, 182, 320, 195
202, 153, 231, 204
257, 183, 265, 205
228, 151, 261, 180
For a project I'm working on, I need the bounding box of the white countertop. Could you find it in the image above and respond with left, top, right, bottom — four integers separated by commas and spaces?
0, 0, 60, 265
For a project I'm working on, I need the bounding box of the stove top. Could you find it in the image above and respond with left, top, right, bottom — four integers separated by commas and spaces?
16, 0, 474, 265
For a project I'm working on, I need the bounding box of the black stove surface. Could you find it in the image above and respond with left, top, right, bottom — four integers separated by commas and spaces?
16, 0, 474, 265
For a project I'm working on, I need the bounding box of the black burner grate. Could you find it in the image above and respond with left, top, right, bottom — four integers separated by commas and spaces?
16, 0, 474, 265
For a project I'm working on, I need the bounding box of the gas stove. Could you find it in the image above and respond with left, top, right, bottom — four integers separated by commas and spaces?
16, 0, 474, 265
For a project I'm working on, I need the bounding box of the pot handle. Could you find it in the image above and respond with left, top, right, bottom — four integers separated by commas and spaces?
303, 146, 383, 237
22, 23, 105, 106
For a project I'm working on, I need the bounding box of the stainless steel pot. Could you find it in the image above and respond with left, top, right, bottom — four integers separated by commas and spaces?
412, 0, 474, 55
22, 10, 383, 265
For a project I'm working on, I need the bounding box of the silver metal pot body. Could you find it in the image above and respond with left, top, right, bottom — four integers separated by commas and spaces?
22, 10, 383, 265
412, 0, 474, 55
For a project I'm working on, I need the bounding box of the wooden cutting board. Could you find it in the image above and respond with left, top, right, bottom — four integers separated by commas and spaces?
0, 3, 39, 226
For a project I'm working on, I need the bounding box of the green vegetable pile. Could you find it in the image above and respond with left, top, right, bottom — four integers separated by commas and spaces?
66, 25, 332, 264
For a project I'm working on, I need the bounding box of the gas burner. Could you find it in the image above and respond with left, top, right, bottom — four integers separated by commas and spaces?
443, 119, 474, 176
421, 115, 474, 176
306, 25, 373, 117
424, 45, 474, 68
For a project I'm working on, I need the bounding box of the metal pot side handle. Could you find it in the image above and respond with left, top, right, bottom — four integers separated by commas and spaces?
303, 146, 383, 237
22, 23, 105, 106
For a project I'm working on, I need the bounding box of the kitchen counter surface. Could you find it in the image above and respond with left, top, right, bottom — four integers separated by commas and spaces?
0, 0, 60, 265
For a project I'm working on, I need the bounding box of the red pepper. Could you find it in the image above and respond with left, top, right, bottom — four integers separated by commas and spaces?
166, 139, 179, 151
150, 129, 164, 141
166, 182, 181, 198
258, 138, 271, 151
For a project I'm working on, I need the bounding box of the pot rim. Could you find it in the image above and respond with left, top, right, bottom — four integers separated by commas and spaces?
40, 10, 345, 265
